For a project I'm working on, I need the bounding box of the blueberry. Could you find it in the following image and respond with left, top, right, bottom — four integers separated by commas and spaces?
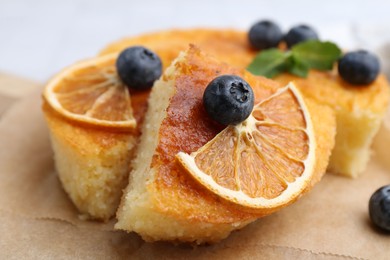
369, 185, 390, 232
248, 20, 283, 50
203, 75, 254, 125
338, 50, 380, 86
285, 24, 319, 48
116, 46, 162, 90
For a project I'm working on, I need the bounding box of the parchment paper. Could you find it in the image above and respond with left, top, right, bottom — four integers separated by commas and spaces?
0, 84, 389, 260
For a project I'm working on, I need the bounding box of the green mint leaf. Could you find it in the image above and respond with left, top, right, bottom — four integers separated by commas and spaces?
291, 40, 342, 71
247, 49, 291, 78
247, 40, 342, 78
288, 56, 310, 77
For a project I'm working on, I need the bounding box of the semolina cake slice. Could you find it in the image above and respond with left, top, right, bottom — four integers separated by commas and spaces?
43, 102, 137, 220
115, 46, 336, 243
42, 54, 150, 221
101, 28, 390, 178
42, 89, 149, 221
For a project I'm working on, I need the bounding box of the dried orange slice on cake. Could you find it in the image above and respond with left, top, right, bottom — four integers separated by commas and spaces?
43, 54, 136, 130
177, 83, 316, 211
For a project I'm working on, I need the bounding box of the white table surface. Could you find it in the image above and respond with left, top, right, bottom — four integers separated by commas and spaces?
1, 0, 390, 81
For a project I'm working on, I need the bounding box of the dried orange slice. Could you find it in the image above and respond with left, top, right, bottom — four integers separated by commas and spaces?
177, 83, 316, 210
43, 54, 136, 130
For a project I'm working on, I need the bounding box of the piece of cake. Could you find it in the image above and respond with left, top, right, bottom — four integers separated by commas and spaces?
43, 101, 138, 220
101, 28, 390, 178
42, 54, 152, 220
115, 46, 336, 243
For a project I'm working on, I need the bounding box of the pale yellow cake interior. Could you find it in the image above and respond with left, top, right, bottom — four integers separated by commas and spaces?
43, 103, 136, 220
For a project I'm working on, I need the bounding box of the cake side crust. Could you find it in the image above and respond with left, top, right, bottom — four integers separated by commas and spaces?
43, 103, 135, 220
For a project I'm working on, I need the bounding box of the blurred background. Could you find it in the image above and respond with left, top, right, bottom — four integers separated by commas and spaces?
1, 0, 390, 81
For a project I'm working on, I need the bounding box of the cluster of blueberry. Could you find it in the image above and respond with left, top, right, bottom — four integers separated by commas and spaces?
248, 21, 318, 50
248, 20, 380, 85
